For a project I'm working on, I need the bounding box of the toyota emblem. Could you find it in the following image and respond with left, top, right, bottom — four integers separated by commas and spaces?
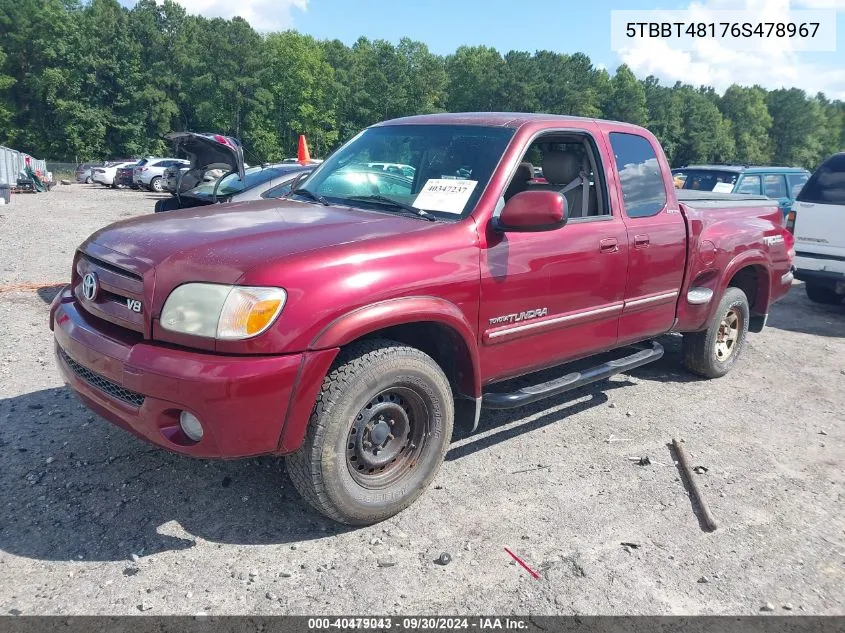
82, 272, 99, 301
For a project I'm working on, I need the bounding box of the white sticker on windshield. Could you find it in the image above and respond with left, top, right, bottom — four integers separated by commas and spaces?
712, 182, 734, 193
413, 179, 478, 214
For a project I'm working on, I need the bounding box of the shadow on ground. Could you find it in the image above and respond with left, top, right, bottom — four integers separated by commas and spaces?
35, 284, 66, 304
0, 309, 758, 563
766, 282, 845, 338
0, 376, 636, 563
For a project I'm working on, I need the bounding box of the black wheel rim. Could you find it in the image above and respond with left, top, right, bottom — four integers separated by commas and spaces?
346, 386, 429, 489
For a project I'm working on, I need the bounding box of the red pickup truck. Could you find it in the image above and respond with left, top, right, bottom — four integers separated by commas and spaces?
50, 113, 795, 525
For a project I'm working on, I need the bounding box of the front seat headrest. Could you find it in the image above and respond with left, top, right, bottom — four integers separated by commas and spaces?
542, 151, 580, 185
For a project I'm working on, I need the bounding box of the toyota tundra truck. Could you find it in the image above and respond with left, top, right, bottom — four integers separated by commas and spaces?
50, 113, 795, 525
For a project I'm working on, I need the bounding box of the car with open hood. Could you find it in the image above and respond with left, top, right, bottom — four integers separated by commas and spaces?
154, 163, 314, 212
162, 132, 246, 195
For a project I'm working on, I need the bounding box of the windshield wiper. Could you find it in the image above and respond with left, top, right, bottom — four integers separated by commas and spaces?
344, 195, 436, 221
291, 187, 330, 206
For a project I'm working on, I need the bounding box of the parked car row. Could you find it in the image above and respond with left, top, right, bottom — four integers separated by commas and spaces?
84, 157, 190, 191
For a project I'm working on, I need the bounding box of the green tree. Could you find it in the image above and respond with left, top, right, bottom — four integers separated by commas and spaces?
261, 31, 337, 158
603, 64, 647, 126
643, 76, 683, 164
719, 85, 772, 165
673, 86, 735, 166
766, 88, 826, 168
0, 43, 16, 136
445, 46, 504, 112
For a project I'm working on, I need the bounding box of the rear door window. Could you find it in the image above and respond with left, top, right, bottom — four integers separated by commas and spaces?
608, 132, 666, 218
763, 174, 787, 198
735, 175, 761, 195
787, 173, 809, 198
797, 154, 845, 205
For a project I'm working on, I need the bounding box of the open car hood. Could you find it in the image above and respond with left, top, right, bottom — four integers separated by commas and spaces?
165, 132, 246, 180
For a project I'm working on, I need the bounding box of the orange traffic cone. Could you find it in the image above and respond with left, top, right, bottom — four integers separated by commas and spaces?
297, 135, 311, 164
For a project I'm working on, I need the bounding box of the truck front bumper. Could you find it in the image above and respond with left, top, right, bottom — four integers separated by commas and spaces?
50, 287, 337, 458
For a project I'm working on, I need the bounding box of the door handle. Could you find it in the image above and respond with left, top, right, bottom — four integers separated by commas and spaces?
600, 238, 618, 253
634, 234, 650, 248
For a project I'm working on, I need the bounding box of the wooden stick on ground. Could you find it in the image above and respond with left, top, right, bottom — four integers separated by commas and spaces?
672, 438, 718, 531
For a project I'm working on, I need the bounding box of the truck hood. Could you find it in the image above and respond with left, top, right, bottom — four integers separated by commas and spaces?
82, 198, 435, 285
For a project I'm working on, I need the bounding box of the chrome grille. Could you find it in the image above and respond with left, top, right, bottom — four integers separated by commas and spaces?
58, 347, 145, 408
75, 252, 146, 334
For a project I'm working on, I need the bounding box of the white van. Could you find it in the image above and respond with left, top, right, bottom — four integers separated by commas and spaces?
790, 152, 845, 305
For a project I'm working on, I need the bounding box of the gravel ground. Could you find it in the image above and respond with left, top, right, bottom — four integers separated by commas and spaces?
0, 185, 843, 616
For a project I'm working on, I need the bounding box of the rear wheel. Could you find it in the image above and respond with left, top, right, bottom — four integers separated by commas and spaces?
149, 176, 163, 193
805, 282, 842, 305
286, 339, 453, 525
85, 176, 92, 184
682, 287, 750, 379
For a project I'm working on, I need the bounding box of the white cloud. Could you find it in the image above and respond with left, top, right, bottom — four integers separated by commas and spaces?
794, 0, 845, 8
169, 0, 308, 31
617, 0, 845, 99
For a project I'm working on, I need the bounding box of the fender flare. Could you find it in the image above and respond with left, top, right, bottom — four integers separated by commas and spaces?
308, 295, 482, 398
710, 250, 771, 321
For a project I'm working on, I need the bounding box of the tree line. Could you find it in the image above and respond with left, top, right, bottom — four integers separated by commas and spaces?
1, 0, 843, 167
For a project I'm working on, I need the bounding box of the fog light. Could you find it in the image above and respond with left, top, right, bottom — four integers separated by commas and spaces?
179, 411, 204, 442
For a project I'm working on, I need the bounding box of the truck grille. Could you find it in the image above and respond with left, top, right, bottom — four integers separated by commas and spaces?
58, 347, 145, 408
75, 253, 146, 334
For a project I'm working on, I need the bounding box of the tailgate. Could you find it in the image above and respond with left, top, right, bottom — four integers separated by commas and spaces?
792, 201, 845, 261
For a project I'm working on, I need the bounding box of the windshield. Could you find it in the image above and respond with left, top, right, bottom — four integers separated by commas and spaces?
672, 169, 739, 192
297, 124, 516, 218
188, 165, 304, 197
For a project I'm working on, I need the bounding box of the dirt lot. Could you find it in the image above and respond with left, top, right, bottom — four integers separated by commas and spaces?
0, 185, 843, 616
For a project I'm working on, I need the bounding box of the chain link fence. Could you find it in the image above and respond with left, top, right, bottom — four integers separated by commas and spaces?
46, 162, 82, 182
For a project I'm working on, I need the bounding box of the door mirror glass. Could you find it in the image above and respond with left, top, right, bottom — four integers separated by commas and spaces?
493, 190, 568, 232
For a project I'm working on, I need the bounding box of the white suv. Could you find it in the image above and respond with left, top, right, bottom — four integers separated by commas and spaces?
133, 157, 189, 192
790, 152, 845, 305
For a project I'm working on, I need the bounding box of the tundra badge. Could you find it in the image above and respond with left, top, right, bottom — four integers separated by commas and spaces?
489, 308, 548, 326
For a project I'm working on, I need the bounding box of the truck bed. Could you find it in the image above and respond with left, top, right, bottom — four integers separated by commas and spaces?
676, 189, 772, 207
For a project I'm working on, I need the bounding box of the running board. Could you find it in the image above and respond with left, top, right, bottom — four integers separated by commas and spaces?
481, 341, 664, 410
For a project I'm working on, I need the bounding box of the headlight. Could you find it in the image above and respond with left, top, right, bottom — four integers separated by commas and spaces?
160, 283, 286, 340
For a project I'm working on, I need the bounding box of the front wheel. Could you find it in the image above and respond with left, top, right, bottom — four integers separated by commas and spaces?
805, 282, 842, 305
149, 176, 163, 193
286, 339, 454, 525
682, 287, 750, 379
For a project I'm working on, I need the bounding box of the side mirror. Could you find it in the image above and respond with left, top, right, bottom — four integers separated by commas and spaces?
492, 190, 568, 232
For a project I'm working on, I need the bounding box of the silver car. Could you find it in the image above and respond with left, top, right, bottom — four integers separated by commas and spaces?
132, 157, 190, 192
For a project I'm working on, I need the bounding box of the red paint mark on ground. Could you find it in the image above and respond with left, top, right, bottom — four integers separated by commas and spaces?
504, 547, 540, 579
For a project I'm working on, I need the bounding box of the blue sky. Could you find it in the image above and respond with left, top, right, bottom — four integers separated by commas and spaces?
134, 0, 845, 98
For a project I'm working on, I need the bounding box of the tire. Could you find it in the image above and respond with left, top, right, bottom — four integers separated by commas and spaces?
149, 176, 163, 193
154, 197, 181, 213
682, 287, 750, 379
286, 339, 454, 525
805, 282, 842, 305
85, 176, 92, 184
